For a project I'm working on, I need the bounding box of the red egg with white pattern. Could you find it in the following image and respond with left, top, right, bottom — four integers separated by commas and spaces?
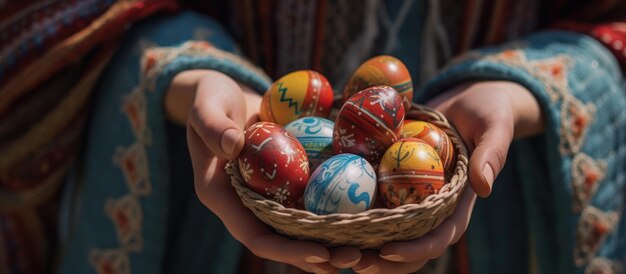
402, 120, 455, 170
238, 122, 310, 206
332, 85, 405, 163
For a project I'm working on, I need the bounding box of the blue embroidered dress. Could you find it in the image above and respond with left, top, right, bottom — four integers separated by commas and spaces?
59, 12, 271, 274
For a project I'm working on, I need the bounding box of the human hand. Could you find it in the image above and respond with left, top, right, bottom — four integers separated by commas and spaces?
167, 70, 359, 273
351, 81, 543, 273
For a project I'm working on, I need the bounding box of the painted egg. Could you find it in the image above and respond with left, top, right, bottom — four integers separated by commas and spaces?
260, 70, 334, 126
284, 117, 335, 170
378, 138, 445, 208
343, 55, 413, 106
402, 120, 455, 170
238, 122, 310, 206
332, 85, 405, 163
304, 154, 377, 215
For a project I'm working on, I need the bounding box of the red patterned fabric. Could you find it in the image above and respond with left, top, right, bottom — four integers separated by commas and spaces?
0, 1, 177, 273
551, 21, 626, 70
549, 0, 626, 68
0, 0, 179, 117
0, 0, 110, 85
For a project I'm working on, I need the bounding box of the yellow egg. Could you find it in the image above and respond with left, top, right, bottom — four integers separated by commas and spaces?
378, 138, 445, 208
402, 120, 455, 170
260, 70, 334, 126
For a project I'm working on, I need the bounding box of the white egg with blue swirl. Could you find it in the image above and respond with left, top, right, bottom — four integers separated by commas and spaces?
284, 117, 335, 170
304, 153, 377, 215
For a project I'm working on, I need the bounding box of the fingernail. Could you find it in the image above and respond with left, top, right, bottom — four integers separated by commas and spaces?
305, 256, 328, 263
337, 257, 361, 268
356, 265, 379, 274
379, 253, 404, 262
221, 128, 241, 157
483, 163, 495, 187
311, 266, 328, 274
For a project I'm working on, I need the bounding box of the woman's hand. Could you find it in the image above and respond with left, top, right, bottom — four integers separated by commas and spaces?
352, 81, 544, 273
166, 70, 358, 273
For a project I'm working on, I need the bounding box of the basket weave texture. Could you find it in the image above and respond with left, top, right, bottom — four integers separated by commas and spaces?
226, 103, 469, 249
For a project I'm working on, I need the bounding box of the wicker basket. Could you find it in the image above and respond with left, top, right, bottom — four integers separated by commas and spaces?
226, 103, 469, 249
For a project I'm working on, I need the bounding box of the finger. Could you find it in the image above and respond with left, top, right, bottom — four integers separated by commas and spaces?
186, 126, 214, 183
189, 125, 269, 241
379, 187, 477, 262
244, 233, 330, 266
241, 84, 264, 127
189, 74, 247, 159
353, 251, 427, 274
424, 83, 469, 110
329, 246, 361, 268
468, 116, 513, 197
189, 128, 333, 272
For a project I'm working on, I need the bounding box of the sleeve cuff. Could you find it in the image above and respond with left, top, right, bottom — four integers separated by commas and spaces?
417, 30, 621, 105
140, 41, 272, 94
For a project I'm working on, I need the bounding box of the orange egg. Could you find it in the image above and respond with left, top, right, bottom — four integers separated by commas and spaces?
402, 120, 455, 170
378, 138, 444, 208
343, 55, 413, 107
260, 70, 334, 126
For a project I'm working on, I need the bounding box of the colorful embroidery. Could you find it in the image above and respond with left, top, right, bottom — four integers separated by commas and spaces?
121, 87, 151, 144
571, 154, 607, 213
528, 55, 572, 103
452, 45, 621, 271
0, 0, 114, 82
585, 257, 623, 274
89, 248, 131, 274
560, 97, 596, 155
113, 143, 151, 197
91, 39, 271, 272
105, 195, 144, 252
481, 50, 573, 103
140, 41, 271, 91
455, 48, 600, 158
574, 206, 619, 266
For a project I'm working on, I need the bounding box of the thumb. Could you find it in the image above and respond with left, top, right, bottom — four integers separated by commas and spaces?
189, 113, 245, 160
468, 123, 513, 198
188, 74, 247, 160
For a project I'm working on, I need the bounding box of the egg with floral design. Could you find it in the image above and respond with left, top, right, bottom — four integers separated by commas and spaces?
343, 55, 413, 107
332, 85, 405, 163
260, 70, 334, 126
378, 138, 445, 208
284, 117, 335, 170
402, 120, 455, 170
304, 154, 377, 215
238, 122, 310, 206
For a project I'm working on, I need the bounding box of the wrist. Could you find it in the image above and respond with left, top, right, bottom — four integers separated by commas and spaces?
165, 70, 258, 126
459, 80, 543, 139
497, 81, 544, 139
166, 70, 221, 126
429, 80, 544, 139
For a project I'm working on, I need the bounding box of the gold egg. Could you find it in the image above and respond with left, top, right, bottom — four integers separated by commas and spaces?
378, 138, 444, 208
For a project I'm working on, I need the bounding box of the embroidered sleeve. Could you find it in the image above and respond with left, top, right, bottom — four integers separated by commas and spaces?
417, 31, 626, 274
141, 41, 272, 94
